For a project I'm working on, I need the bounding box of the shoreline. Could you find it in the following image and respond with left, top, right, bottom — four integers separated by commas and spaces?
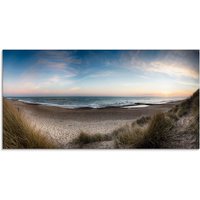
6, 97, 183, 110
7, 99, 181, 147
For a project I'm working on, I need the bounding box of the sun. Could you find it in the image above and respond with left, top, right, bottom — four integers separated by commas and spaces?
161, 90, 171, 97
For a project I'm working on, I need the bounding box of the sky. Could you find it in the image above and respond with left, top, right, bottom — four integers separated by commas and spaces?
3, 50, 199, 97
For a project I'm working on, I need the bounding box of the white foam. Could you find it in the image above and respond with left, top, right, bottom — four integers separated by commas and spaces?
123, 105, 149, 109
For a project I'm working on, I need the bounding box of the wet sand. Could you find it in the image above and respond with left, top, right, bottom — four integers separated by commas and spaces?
9, 100, 180, 147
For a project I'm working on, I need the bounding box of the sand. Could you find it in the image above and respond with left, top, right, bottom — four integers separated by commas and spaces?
9, 100, 180, 147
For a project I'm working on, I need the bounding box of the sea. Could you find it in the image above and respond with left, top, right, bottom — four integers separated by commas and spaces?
6, 96, 185, 109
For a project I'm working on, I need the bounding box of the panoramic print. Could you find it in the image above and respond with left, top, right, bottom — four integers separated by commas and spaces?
3, 50, 199, 149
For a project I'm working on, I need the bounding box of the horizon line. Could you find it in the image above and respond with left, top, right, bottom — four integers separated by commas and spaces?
3, 94, 191, 98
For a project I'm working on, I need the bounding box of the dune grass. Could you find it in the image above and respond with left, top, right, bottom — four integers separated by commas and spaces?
174, 89, 199, 117
138, 113, 174, 148
3, 99, 56, 149
135, 116, 151, 126
74, 132, 112, 145
114, 113, 174, 148
71, 113, 175, 148
114, 125, 145, 148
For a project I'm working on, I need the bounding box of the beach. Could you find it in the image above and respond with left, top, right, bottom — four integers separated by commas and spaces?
8, 100, 180, 147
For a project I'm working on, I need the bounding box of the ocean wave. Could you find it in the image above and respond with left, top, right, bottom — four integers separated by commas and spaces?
8, 96, 184, 109
123, 105, 149, 109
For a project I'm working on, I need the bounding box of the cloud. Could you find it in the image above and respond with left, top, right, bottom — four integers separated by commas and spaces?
89, 71, 114, 78
37, 57, 79, 78
37, 50, 81, 64
39, 75, 74, 88
146, 61, 198, 79
4, 50, 199, 97
38, 60, 67, 70
5, 74, 75, 95
69, 87, 81, 92
47, 75, 60, 84
37, 51, 80, 78
19, 51, 80, 85
175, 80, 198, 87
123, 50, 199, 79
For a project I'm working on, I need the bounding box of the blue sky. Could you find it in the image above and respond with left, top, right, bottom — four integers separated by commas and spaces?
3, 50, 199, 97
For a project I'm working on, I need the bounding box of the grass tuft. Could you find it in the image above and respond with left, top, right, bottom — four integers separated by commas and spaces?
3, 99, 56, 149
114, 113, 174, 148
136, 116, 151, 126
114, 125, 144, 148
74, 132, 112, 145
175, 89, 199, 117
139, 113, 173, 148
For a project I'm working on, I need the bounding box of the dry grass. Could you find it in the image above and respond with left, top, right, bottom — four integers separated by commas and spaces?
138, 113, 174, 148
135, 116, 151, 126
72, 110, 192, 149
114, 113, 174, 148
114, 125, 145, 148
174, 89, 199, 117
74, 132, 112, 145
3, 99, 56, 149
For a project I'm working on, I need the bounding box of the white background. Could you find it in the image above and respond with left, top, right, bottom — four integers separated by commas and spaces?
0, 0, 199, 200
